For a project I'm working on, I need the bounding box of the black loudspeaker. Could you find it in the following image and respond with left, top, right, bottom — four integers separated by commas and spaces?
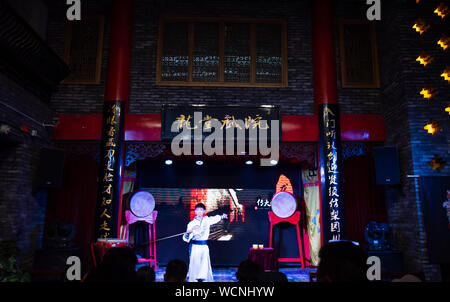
35, 148, 65, 188
373, 147, 400, 185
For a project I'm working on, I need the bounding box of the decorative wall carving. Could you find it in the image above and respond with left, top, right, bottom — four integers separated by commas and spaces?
125, 142, 167, 166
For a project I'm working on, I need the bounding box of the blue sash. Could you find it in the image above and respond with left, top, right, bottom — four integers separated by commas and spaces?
189, 240, 208, 257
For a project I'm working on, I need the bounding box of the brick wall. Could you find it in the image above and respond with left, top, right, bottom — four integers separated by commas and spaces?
41, 0, 448, 280
45, 0, 111, 114
334, 0, 382, 114
0, 73, 54, 269
378, 0, 448, 281
46, 0, 385, 116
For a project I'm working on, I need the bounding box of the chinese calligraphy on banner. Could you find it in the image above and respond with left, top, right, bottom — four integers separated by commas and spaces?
161, 106, 279, 141
96, 101, 125, 239
319, 104, 345, 243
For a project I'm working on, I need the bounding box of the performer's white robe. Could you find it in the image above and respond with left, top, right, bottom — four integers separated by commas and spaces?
183, 215, 222, 282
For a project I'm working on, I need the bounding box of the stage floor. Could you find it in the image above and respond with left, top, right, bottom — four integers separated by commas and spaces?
151, 266, 317, 282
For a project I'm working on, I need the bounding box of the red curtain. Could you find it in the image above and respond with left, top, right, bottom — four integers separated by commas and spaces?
343, 155, 387, 248
44, 154, 98, 260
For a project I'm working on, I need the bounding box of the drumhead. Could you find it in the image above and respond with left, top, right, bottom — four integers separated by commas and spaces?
130, 191, 155, 218
271, 191, 297, 218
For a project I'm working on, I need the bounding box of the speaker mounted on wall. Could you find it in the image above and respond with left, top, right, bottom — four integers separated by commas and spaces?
34, 148, 65, 189
373, 146, 401, 185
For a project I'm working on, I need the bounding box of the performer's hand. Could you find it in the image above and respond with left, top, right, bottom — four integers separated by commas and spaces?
221, 214, 228, 220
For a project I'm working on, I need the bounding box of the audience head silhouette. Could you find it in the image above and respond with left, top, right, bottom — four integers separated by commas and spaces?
136, 265, 156, 282
317, 241, 368, 282
164, 259, 188, 282
235, 259, 263, 282
86, 246, 138, 282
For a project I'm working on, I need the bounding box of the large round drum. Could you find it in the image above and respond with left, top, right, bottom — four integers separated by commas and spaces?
129, 191, 155, 218
271, 191, 297, 218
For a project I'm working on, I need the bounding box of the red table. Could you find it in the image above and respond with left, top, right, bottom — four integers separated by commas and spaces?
248, 248, 279, 272
91, 239, 129, 267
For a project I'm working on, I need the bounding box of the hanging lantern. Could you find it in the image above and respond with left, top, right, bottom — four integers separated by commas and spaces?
441, 66, 450, 82
445, 105, 450, 115
438, 34, 449, 50
412, 18, 430, 35
424, 120, 442, 135
416, 52, 433, 66
420, 87, 438, 99
434, 3, 448, 19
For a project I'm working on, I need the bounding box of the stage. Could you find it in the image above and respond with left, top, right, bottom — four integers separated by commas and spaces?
148, 266, 317, 282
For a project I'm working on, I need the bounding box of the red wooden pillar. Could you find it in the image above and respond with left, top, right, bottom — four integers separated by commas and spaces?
312, 0, 346, 244
312, 0, 338, 112
95, 0, 134, 239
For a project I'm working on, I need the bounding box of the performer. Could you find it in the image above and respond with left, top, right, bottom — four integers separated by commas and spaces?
182, 203, 227, 282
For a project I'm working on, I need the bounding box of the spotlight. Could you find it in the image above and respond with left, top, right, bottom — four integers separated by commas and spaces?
245, 160, 253, 165
165, 159, 173, 165
196, 160, 204, 166
270, 160, 278, 165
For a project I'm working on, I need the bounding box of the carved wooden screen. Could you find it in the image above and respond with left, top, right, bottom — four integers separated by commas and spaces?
224, 22, 251, 83
339, 20, 380, 88
256, 23, 283, 83
160, 22, 189, 82
157, 17, 287, 87
192, 22, 220, 82
63, 16, 104, 84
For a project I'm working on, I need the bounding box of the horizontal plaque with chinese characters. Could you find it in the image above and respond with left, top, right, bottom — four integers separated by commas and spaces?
161, 106, 280, 141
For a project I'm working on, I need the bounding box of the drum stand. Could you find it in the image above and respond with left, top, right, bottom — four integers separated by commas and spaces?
268, 211, 305, 270
124, 210, 158, 270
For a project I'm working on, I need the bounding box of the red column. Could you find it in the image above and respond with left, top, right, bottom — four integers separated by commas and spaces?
312, 0, 346, 245
312, 0, 338, 111
95, 0, 134, 239
104, 0, 134, 109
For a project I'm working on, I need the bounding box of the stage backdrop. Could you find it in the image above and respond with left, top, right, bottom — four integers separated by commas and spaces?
419, 176, 450, 263
137, 160, 301, 190
137, 161, 306, 266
